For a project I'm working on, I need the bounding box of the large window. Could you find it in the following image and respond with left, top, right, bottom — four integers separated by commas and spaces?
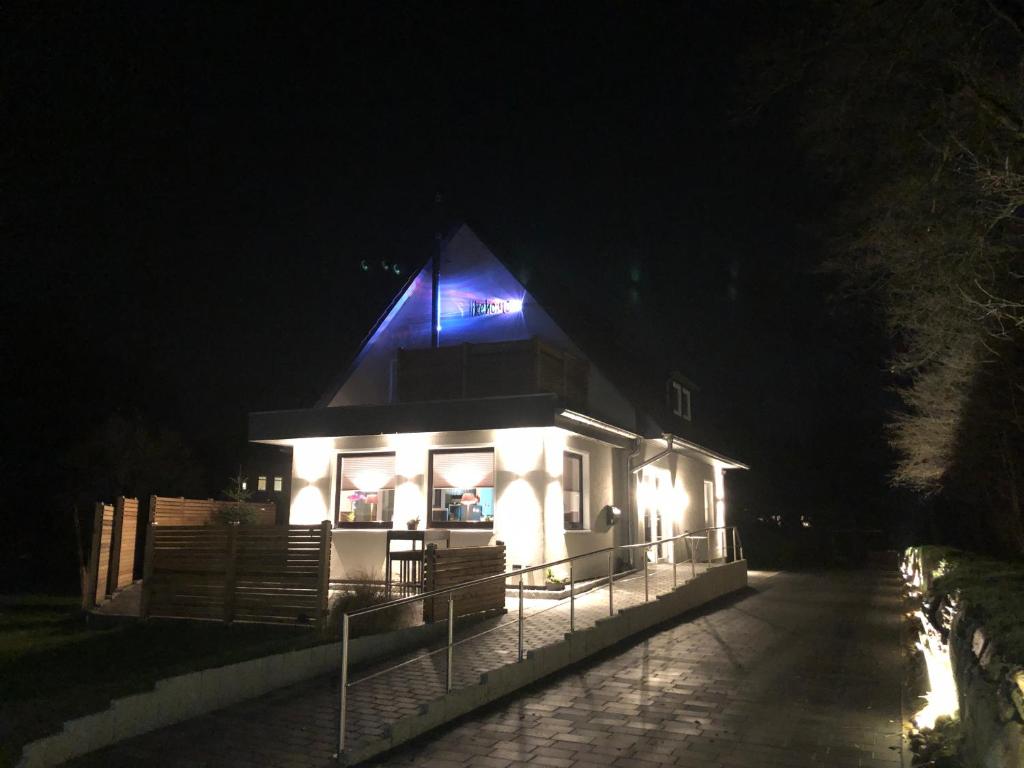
429, 449, 495, 528
336, 453, 395, 528
563, 452, 584, 530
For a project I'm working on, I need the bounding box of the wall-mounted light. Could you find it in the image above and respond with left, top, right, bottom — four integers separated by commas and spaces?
602, 505, 622, 526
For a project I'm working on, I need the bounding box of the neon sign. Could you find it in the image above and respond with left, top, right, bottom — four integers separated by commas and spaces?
471, 298, 523, 317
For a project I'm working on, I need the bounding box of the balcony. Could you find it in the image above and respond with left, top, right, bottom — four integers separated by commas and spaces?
396, 338, 588, 409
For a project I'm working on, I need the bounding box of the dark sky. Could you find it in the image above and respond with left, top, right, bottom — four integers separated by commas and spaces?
4, 3, 899, 578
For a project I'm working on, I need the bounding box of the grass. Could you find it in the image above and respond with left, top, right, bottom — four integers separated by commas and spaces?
918, 546, 1024, 665
0, 595, 328, 768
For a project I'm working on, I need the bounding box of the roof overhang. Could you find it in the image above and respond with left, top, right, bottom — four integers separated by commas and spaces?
251, 393, 568, 443
656, 433, 749, 470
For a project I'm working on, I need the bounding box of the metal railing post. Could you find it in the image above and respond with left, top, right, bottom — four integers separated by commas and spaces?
517, 574, 524, 662
732, 527, 738, 562
569, 560, 575, 633
707, 529, 713, 568
338, 613, 350, 755
644, 545, 650, 602
608, 549, 615, 616
689, 537, 696, 579
446, 593, 454, 692
672, 550, 678, 588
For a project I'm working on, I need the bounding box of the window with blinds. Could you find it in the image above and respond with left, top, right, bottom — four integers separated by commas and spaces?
429, 449, 495, 527
337, 453, 396, 526
563, 452, 584, 530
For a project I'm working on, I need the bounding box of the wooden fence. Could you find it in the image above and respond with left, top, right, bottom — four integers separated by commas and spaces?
141, 521, 331, 628
149, 495, 277, 526
87, 502, 115, 606
109, 496, 139, 593
423, 542, 506, 622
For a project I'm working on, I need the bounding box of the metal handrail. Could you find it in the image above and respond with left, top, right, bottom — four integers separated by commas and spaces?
343, 525, 738, 618
336, 524, 743, 755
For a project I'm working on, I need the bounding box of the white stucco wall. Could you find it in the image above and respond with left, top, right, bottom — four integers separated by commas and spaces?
285, 428, 628, 585
632, 441, 726, 565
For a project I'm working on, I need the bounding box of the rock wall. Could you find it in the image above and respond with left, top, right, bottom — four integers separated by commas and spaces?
948, 605, 1024, 767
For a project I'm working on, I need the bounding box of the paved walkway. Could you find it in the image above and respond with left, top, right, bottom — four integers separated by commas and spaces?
71, 568, 903, 767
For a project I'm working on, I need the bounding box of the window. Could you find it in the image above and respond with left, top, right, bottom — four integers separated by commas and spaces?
273, 476, 283, 492
429, 449, 495, 528
670, 381, 692, 421
257, 476, 267, 492
563, 452, 584, 530
336, 453, 396, 527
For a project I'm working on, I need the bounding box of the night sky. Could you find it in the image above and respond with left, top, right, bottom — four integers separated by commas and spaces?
4, 3, 899, 587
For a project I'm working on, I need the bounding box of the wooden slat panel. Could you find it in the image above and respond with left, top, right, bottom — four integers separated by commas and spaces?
143, 522, 328, 627
150, 496, 277, 526
90, 503, 115, 604
424, 544, 505, 622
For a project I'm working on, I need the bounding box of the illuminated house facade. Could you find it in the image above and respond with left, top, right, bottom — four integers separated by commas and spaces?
249, 224, 746, 584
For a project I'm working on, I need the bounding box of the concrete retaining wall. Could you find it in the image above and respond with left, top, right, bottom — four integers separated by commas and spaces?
342, 559, 749, 765
17, 618, 457, 768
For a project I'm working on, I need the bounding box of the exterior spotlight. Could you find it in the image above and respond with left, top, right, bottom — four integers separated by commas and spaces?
393, 264, 401, 275
602, 505, 622, 526
360, 260, 369, 272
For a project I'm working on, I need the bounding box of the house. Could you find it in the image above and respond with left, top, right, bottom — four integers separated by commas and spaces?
240, 443, 293, 522
248, 224, 746, 585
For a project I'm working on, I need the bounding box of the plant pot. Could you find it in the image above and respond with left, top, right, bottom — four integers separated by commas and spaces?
406, 522, 419, 531
545, 582, 564, 591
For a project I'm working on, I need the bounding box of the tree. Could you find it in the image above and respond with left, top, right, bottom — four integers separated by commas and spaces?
741, 0, 1024, 553
215, 470, 260, 525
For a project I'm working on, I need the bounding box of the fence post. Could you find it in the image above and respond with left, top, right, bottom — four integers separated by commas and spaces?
338, 613, 350, 755
608, 548, 615, 616
223, 522, 239, 624
569, 560, 575, 633
517, 574, 524, 662
731, 527, 738, 562
86, 502, 104, 607
446, 593, 455, 692
424, 544, 437, 623
140, 521, 156, 619
317, 520, 331, 632
644, 544, 650, 602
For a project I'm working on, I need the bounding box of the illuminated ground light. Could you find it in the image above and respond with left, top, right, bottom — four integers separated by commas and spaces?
913, 607, 959, 729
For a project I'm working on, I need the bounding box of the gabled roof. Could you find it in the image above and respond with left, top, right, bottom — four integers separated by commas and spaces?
310, 221, 745, 465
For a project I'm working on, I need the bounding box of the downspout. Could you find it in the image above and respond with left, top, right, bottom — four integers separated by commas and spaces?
625, 436, 648, 569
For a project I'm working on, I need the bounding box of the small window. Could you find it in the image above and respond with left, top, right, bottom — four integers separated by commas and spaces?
337, 453, 396, 527
670, 381, 692, 421
563, 452, 584, 530
257, 476, 267, 492
273, 476, 283, 492
429, 449, 495, 528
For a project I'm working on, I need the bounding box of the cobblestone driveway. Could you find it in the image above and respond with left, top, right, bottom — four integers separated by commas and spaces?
71, 568, 903, 767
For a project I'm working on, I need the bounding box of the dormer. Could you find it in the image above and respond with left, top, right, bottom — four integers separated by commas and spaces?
667, 373, 694, 422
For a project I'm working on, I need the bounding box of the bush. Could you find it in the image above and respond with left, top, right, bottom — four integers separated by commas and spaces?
921, 545, 1024, 664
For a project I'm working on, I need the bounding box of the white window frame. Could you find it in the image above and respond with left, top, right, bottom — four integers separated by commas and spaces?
562, 448, 590, 532
257, 475, 267, 492
273, 476, 283, 492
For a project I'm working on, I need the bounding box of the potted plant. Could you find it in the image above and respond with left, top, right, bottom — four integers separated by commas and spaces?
406, 516, 420, 530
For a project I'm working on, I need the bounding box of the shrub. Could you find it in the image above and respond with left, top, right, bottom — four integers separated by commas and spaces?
325, 573, 418, 639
